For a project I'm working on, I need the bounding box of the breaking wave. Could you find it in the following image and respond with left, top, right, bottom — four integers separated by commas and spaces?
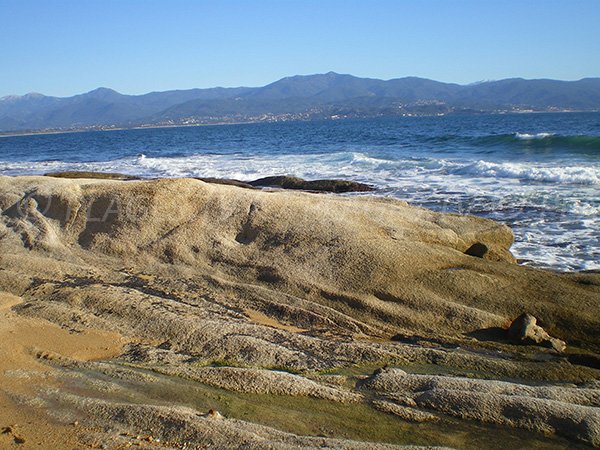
450, 160, 600, 185
473, 133, 600, 150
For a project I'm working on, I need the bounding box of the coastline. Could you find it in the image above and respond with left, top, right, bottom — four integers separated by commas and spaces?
0, 109, 595, 138
0, 174, 599, 448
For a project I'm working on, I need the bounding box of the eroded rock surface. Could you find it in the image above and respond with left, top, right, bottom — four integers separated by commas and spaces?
0, 175, 599, 448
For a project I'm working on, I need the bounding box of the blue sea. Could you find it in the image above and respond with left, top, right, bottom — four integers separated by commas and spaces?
1, 112, 599, 271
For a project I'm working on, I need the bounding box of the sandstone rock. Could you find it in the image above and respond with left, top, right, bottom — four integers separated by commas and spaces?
51, 393, 424, 449
508, 313, 566, 352
153, 366, 362, 403
363, 368, 600, 446
362, 368, 600, 408
1, 175, 600, 448
416, 389, 600, 447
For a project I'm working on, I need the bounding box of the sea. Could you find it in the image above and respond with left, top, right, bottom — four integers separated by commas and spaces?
1, 112, 599, 272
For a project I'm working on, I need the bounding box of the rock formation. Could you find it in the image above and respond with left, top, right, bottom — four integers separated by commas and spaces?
0, 175, 599, 448
508, 313, 567, 352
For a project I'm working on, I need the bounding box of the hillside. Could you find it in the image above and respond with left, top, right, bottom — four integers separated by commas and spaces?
1, 73, 599, 133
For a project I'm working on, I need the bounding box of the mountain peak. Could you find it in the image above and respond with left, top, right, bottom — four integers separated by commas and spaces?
83, 87, 122, 98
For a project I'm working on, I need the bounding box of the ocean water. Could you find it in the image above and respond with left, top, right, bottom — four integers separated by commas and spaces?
1, 112, 599, 271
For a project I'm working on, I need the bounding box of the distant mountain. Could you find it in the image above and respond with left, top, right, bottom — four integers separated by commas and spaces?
1, 73, 599, 133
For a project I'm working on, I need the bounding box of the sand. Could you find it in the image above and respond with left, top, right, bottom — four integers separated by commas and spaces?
0, 292, 126, 449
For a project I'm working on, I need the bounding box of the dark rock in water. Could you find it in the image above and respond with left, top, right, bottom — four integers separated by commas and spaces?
464, 242, 488, 258
249, 176, 375, 193
196, 177, 257, 189
45, 171, 140, 181
508, 313, 566, 352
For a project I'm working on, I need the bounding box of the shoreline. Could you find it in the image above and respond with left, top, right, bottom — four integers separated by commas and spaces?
2, 170, 596, 274
0, 109, 596, 138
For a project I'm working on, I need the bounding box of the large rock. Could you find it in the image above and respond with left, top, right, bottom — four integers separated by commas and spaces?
1, 176, 599, 348
1, 176, 600, 448
249, 175, 375, 192
508, 313, 567, 352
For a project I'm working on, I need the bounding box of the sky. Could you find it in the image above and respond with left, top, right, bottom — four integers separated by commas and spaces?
1, 0, 599, 97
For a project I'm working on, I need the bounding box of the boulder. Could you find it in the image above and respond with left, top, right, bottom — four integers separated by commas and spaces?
249, 175, 375, 193
508, 313, 566, 352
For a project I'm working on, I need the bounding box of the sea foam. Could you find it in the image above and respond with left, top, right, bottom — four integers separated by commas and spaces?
515, 132, 554, 140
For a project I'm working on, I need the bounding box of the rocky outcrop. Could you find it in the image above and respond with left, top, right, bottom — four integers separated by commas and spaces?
1, 175, 600, 448
151, 366, 362, 403
362, 368, 600, 446
248, 175, 375, 192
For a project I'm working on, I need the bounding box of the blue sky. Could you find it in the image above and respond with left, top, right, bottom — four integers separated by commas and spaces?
1, 0, 599, 97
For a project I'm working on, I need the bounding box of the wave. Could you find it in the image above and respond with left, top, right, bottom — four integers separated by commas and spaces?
514, 132, 555, 140
472, 133, 600, 151
450, 160, 600, 185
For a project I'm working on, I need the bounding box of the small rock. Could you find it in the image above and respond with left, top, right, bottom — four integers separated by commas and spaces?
508, 313, 566, 352
207, 409, 223, 419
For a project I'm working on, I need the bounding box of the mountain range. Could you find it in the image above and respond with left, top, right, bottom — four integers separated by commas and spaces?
1, 72, 600, 133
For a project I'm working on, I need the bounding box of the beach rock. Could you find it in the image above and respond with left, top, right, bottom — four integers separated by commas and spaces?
508, 313, 566, 352
363, 368, 600, 446
249, 175, 375, 192
416, 389, 600, 447
1, 175, 600, 448
362, 368, 600, 408
151, 366, 361, 403
1, 176, 598, 350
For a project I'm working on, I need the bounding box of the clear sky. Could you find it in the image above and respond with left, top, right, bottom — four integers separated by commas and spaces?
1, 0, 599, 97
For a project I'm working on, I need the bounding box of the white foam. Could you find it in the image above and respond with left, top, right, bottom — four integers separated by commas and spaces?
515, 132, 554, 140
451, 160, 600, 185
1, 150, 599, 271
